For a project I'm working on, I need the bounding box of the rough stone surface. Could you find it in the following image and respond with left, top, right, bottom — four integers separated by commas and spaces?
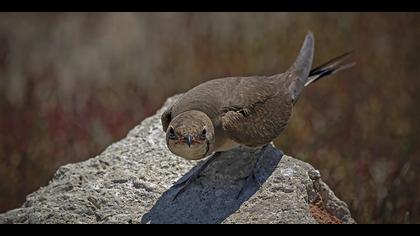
0, 95, 355, 224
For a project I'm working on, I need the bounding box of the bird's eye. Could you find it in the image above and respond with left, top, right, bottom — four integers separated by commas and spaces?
168, 127, 176, 139
200, 128, 207, 140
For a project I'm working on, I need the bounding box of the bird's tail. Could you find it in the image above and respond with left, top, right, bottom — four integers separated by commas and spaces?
286, 32, 355, 103
304, 51, 355, 87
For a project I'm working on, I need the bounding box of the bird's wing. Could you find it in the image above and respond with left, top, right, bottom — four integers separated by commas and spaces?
161, 106, 172, 132
220, 77, 293, 147
286, 31, 315, 102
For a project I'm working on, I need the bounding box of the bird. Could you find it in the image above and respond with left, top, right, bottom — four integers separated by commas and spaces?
161, 32, 355, 200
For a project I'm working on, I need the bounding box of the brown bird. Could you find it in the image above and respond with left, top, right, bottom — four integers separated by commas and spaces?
161, 32, 354, 199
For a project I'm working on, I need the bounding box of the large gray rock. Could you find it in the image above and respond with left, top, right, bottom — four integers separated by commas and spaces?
0, 95, 354, 224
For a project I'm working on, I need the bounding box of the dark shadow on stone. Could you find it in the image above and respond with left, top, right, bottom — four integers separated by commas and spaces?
140, 144, 283, 224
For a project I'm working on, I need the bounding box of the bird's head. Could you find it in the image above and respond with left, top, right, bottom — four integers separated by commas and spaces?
166, 110, 215, 160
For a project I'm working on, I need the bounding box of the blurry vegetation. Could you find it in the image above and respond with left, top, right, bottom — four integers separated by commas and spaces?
0, 12, 419, 223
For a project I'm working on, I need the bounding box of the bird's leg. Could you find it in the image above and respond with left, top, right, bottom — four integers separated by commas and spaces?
172, 152, 221, 201
236, 144, 269, 199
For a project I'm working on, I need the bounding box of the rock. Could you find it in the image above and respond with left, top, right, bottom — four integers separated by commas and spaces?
0, 95, 355, 224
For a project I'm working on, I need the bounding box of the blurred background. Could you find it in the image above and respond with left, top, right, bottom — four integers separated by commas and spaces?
0, 12, 419, 223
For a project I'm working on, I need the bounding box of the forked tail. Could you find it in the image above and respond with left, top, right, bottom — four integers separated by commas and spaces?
287, 32, 355, 103
305, 51, 356, 87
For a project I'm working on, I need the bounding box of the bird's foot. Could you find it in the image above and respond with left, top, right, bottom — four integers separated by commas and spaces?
236, 168, 262, 199
172, 152, 220, 201
235, 146, 269, 199
172, 170, 202, 201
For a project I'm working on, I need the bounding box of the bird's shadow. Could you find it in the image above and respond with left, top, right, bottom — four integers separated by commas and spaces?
140, 144, 283, 224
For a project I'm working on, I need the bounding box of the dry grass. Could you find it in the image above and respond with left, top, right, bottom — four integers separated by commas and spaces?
0, 13, 419, 223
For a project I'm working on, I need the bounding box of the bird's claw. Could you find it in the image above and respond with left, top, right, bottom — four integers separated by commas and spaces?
171, 152, 220, 201
236, 169, 262, 199
172, 173, 200, 201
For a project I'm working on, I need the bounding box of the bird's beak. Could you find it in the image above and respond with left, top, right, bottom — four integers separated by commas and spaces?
185, 135, 193, 147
